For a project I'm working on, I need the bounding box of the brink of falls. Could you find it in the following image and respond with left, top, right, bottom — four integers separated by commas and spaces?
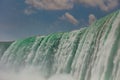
0, 10, 120, 80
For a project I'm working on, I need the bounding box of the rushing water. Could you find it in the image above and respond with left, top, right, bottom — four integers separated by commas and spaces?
0, 10, 120, 80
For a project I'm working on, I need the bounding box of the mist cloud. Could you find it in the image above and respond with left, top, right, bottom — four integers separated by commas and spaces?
89, 14, 96, 25
0, 68, 74, 80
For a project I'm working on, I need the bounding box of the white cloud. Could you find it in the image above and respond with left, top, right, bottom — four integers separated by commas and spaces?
25, 0, 74, 10
25, 0, 119, 11
24, 7, 36, 15
89, 14, 96, 25
77, 0, 119, 11
60, 12, 79, 25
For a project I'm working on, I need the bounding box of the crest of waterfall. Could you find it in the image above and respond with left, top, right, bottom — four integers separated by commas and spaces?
0, 10, 120, 80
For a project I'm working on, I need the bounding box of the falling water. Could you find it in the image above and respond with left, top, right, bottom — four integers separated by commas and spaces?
0, 10, 120, 80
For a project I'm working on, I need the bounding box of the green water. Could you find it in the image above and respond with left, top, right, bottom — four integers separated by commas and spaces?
0, 10, 120, 80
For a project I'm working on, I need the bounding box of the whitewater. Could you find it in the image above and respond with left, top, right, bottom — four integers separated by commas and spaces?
0, 10, 120, 80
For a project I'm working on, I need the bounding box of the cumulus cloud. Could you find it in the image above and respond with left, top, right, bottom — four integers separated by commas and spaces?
60, 12, 79, 25
25, 0, 74, 10
25, 0, 119, 11
89, 14, 96, 25
77, 0, 119, 11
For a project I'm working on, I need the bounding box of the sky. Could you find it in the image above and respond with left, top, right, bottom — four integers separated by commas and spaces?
0, 0, 120, 41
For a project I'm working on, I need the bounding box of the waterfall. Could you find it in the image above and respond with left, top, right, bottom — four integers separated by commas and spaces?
0, 42, 12, 59
0, 10, 120, 80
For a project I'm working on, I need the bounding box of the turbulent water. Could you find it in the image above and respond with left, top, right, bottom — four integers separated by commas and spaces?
0, 10, 120, 80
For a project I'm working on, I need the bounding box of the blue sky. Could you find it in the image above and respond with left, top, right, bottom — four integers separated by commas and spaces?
0, 0, 120, 41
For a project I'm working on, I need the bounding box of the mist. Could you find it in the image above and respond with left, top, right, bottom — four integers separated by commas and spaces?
0, 66, 74, 80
